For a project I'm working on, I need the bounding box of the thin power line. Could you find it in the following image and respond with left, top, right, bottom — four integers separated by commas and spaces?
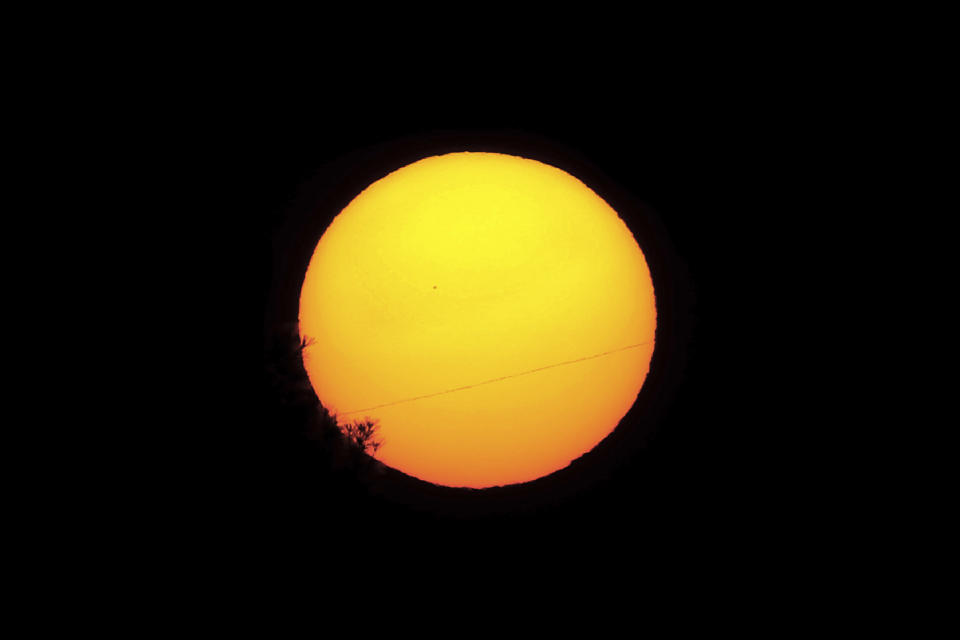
339, 339, 654, 416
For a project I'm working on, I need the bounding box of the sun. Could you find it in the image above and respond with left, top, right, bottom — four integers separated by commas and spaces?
298, 152, 656, 488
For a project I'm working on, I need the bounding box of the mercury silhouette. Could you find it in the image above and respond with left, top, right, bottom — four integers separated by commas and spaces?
299, 152, 657, 488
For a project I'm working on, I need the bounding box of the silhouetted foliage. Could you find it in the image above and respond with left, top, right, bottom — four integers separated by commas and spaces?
340, 417, 383, 455
264, 323, 384, 480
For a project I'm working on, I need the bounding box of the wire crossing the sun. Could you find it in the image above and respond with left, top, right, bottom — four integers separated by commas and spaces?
339, 339, 655, 416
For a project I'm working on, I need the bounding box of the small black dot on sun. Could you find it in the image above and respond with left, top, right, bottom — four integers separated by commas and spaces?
433, 285, 437, 289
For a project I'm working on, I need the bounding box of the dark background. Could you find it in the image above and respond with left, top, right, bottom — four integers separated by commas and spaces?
194, 82, 813, 577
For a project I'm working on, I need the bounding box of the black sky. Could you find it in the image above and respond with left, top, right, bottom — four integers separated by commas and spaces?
190, 76, 818, 578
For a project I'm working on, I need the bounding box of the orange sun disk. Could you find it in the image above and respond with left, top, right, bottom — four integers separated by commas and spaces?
299, 152, 656, 488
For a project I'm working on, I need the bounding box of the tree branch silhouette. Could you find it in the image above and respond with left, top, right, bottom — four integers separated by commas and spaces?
265, 323, 384, 478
